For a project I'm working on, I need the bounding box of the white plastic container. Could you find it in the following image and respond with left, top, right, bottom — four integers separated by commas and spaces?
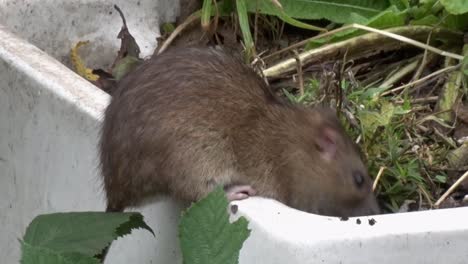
1, 1, 468, 263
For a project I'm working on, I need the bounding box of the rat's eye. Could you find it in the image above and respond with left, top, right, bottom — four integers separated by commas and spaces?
352, 170, 365, 188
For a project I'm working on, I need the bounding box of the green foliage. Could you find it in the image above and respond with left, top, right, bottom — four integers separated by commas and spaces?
390, 0, 409, 11
264, 0, 468, 212
21, 244, 100, 264
306, 6, 406, 49
199, 0, 467, 61
282, 79, 320, 105
354, 100, 430, 212
283, 77, 452, 212
440, 0, 468, 15
245, 0, 391, 24
20, 212, 153, 264
20, 188, 251, 264
161, 23, 175, 34
248, 1, 326, 31
179, 187, 251, 264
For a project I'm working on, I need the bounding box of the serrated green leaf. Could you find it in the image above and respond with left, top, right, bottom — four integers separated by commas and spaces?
440, 0, 468, 15
179, 187, 251, 264
245, 0, 391, 24
23, 212, 153, 257
359, 110, 382, 137
359, 101, 395, 139
21, 242, 99, 264
380, 101, 396, 126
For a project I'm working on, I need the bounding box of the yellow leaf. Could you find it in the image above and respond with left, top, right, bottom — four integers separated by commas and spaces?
70, 41, 99, 81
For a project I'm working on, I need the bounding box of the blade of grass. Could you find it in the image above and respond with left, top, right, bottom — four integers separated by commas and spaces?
236, 0, 255, 61
201, 0, 213, 31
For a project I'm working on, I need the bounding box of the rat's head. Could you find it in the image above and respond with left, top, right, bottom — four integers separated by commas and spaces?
283, 106, 380, 217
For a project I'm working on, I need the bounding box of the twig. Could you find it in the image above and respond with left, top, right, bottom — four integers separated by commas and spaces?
393, 96, 439, 104
434, 170, 468, 207
418, 185, 434, 208
157, 11, 201, 55
417, 124, 430, 133
380, 64, 459, 96
430, 165, 468, 172
292, 50, 304, 96
351, 24, 464, 60
263, 25, 463, 78
379, 56, 421, 88
409, 32, 437, 97
412, 32, 432, 82
434, 127, 457, 148
262, 24, 355, 62
373, 166, 386, 192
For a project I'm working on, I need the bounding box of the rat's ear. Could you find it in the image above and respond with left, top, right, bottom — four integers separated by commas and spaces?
315, 126, 339, 162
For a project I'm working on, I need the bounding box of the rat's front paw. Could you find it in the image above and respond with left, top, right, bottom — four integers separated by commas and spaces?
225, 185, 256, 201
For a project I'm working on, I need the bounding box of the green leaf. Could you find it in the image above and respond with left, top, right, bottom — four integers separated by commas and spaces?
161, 23, 175, 34
111, 56, 142, 81
442, 13, 468, 31
358, 86, 389, 103
306, 6, 406, 49
245, 0, 391, 24
380, 101, 396, 126
218, 0, 236, 15
409, 14, 440, 26
21, 242, 99, 264
435, 175, 447, 184
440, 0, 468, 15
179, 187, 251, 264
410, 11, 468, 31
23, 212, 153, 257
359, 110, 382, 139
390, 0, 409, 10
244, 0, 326, 31
359, 101, 396, 140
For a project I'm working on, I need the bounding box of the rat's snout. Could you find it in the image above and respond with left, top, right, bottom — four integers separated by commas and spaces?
348, 194, 381, 217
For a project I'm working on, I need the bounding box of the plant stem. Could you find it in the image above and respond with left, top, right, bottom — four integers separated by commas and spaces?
263, 25, 463, 78
434, 170, 468, 207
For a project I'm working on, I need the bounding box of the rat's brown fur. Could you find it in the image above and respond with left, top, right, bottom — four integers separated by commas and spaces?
99, 46, 379, 217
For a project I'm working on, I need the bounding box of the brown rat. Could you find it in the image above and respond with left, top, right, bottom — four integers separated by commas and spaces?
99, 46, 380, 217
